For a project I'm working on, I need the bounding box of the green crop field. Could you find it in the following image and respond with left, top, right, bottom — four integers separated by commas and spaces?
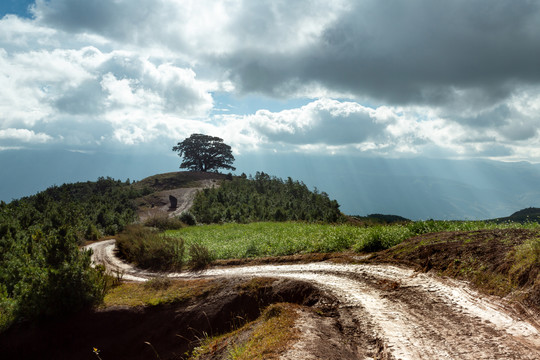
166, 222, 361, 259
164, 220, 539, 261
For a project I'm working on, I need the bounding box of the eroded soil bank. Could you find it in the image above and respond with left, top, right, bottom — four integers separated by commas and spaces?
0, 278, 341, 360
84, 239, 540, 359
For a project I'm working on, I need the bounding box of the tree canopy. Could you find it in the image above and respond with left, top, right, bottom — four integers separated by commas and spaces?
191, 172, 343, 223
172, 134, 236, 172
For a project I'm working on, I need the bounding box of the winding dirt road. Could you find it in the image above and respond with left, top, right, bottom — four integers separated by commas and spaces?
86, 240, 540, 359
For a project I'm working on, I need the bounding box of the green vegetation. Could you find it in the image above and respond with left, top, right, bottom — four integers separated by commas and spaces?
173, 133, 236, 172
103, 278, 219, 307
190, 302, 300, 360
167, 222, 358, 259
0, 177, 145, 331
116, 225, 185, 271
114, 220, 540, 271
175, 220, 539, 258
191, 172, 343, 223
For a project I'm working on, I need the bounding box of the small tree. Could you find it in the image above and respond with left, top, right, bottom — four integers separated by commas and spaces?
172, 134, 236, 172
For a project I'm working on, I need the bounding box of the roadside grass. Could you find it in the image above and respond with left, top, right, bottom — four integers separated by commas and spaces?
115, 220, 540, 272
189, 302, 300, 360
510, 237, 540, 289
102, 278, 219, 307
369, 227, 540, 308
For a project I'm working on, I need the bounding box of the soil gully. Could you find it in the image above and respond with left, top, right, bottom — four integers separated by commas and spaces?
0, 276, 330, 360
86, 240, 540, 360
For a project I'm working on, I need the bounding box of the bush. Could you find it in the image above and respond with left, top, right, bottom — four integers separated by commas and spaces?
188, 243, 214, 271
178, 211, 197, 226
84, 223, 101, 241
407, 220, 450, 235
4, 229, 106, 322
116, 225, 185, 271
144, 215, 185, 230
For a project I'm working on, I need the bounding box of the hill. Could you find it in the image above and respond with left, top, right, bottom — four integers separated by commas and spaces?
494, 207, 540, 223
131, 171, 227, 221
132, 171, 228, 193
190, 172, 343, 223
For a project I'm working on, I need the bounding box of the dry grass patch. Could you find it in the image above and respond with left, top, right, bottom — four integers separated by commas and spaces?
102, 278, 220, 307
190, 302, 300, 360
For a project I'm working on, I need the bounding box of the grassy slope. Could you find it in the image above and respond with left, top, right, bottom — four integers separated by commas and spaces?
368, 228, 540, 309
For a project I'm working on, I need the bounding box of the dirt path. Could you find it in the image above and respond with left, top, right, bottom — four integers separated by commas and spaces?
86, 240, 540, 359
137, 179, 216, 221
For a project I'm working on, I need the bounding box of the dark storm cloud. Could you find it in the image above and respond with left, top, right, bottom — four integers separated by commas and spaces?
32, 0, 182, 48
221, 0, 540, 106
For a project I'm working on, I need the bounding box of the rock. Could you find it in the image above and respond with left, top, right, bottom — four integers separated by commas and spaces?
169, 195, 178, 209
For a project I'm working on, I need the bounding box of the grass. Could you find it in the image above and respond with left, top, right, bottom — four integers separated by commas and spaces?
102, 278, 219, 307
189, 303, 300, 360
166, 222, 362, 259
114, 220, 540, 274
510, 237, 540, 287
165, 220, 540, 261
369, 226, 540, 307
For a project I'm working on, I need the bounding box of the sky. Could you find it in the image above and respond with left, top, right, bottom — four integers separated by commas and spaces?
2, 0, 540, 219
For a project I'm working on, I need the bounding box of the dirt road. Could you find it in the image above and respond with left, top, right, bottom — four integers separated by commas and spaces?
86, 240, 540, 359
137, 179, 217, 221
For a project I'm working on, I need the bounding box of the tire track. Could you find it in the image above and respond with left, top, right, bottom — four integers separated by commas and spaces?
85, 240, 540, 360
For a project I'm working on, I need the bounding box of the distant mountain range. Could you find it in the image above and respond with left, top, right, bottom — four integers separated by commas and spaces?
2, 149, 540, 220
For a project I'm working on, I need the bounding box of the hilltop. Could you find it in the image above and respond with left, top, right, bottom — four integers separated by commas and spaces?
131, 171, 226, 221
2, 171, 540, 359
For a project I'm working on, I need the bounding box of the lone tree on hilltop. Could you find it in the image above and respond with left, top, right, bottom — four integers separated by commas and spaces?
172, 133, 236, 172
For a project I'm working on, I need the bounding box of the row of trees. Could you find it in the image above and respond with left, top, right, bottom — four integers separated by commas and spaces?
191, 172, 343, 224
0, 177, 146, 329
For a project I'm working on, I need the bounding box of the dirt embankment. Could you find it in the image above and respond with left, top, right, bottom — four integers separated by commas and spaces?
370, 228, 540, 310
0, 277, 335, 360
82, 240, 540, 359
6, 236, 540, 359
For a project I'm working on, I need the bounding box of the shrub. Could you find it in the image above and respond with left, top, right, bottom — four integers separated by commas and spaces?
188, 243, 214, 271
178, 211, 197, 226
116, 225, 185, 271
84, 223, 101, 241
144, 215, 185, 230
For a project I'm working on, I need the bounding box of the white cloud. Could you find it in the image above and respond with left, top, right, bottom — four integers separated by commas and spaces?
0, 128, 52, 143
1, 1, 540, 162
0, 11, 215, 148
247, 98, 391, 146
